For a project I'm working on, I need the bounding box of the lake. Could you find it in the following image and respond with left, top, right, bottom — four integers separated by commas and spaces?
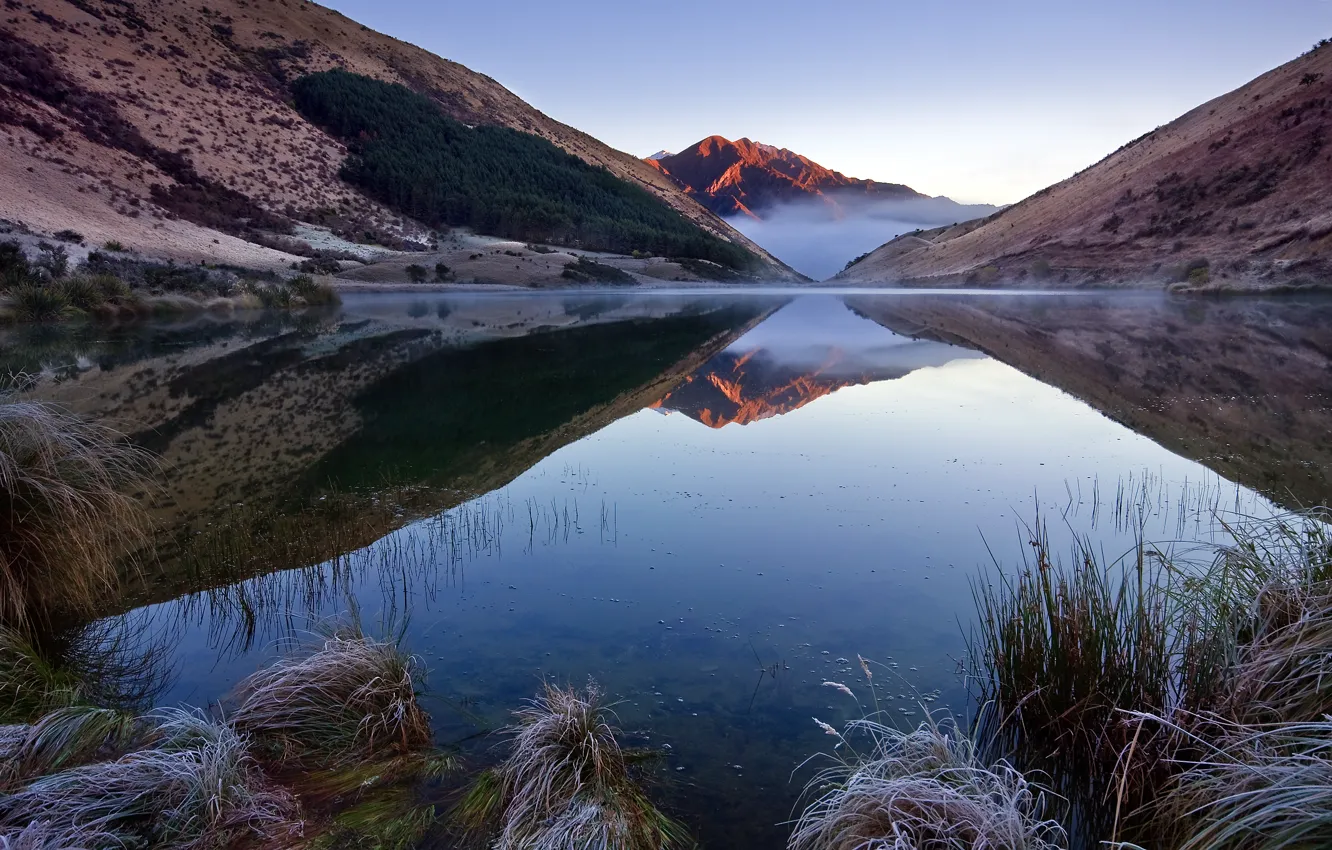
7, 290, 1330, 849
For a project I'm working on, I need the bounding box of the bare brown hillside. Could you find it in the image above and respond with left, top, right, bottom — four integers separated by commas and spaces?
0, 0, 793, 275
838, 43, 1332, 290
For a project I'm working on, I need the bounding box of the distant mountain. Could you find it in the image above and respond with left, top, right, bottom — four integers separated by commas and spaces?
646, 150, 674, 161
646, 136, 926, 219
836, 42, 1332, 291
0, 0, 795, 277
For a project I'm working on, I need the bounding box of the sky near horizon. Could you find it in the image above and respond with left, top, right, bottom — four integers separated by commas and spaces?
322, 0, 1328, 205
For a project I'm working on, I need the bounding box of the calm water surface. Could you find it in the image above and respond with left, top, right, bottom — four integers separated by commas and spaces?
10, 290, 1330, 849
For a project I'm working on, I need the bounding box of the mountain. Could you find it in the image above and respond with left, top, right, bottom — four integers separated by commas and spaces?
646, 150, 674, 161
0, 0, 794, 277
646, 136, 926, 219
837, 42, 1332, 290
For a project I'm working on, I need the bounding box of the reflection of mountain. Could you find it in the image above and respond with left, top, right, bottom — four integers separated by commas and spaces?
654, 296, 978, 427
849, 294, 1332, 510
652, 349, 895, 427
14, 297, 775, 620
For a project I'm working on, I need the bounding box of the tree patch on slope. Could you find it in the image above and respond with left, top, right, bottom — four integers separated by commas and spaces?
290, 69, 755, 270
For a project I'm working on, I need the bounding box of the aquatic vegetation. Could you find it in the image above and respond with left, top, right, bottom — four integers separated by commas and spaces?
455, 680, 691, 850
0, 708, 298, 850
968, 523, 1205, 831
790, 716, 1066, 850
970, 508, 1332, 846
229, 627, 431, 768
0, 397, 155, 625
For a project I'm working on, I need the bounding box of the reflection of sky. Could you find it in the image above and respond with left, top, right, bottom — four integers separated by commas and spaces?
140, 341, 1270, 847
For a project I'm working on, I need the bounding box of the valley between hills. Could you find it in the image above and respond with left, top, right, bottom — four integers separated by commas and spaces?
0, 0, 1329, 293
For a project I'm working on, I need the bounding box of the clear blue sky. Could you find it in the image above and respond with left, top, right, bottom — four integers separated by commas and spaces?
322, 0, 1328, 204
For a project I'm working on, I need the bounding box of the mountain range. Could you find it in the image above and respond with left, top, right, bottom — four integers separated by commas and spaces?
646, 136, 926, 219
837, 42, 1332, 290
0, 0, 794, 278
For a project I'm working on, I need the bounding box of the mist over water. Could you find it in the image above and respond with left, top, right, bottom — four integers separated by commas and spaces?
728, 196, 998, 280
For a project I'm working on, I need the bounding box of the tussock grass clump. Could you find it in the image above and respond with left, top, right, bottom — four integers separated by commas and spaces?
790, 717, 1066, 850
0, 705, 142, 788
0, 627, 81, 723
56, 278, 104, 312
288, 274, 341, 306
7, 286, 68, 323
456, 682, 686, 849
0, 398, 154, 625
456, 680, 691, 850
1143, 718, 1332, 850
230, 629, 431, 768
0, 708, 298, 850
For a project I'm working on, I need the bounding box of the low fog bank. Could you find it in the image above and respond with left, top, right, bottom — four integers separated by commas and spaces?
729, 196, 998, 281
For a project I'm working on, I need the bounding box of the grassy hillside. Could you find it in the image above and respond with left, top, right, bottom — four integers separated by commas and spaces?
292, 71, 754, 269
837, 41, 1332, 290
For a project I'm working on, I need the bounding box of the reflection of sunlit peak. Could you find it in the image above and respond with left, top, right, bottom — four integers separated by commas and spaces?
652, 301, 981, 429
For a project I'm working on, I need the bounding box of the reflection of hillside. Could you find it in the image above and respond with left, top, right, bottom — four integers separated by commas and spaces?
849, 294, 1332, 509
21, 300, 773, 621
654, 296, 978, 427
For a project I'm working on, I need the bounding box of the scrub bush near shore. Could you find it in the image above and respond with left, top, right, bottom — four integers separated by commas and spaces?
791, 716, 1066, 850
0, 239, 339, 323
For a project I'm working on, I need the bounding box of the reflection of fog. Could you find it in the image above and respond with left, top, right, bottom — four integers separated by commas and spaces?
722, 296, 983, 377
727, 197, 998, 280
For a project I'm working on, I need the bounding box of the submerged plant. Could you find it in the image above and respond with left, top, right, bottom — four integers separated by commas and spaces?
790, 716, 1066, 850
229, 627, 431, 768
455, 680, 691, 850
0, 397, 155, 625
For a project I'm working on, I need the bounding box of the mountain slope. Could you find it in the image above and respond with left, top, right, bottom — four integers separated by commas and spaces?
838, 43, 1332, 290
0, 0, 795, 276
648, 136, 925, 218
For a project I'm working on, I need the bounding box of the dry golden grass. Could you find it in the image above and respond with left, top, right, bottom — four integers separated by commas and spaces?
0, 397, 155, 625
